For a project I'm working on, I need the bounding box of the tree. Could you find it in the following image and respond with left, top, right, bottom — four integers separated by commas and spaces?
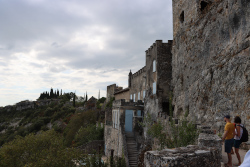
85, 92, 88, 102
50, 88, 54, 98
0, 130, 83, 167
73, 92, 76, 107
64, 110, 97, 146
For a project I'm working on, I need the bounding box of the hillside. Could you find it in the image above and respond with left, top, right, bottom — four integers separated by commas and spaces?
0, 92, 106, 147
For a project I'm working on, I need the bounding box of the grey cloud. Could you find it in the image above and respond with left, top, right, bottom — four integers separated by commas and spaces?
0, 0, 173, 106
29, 62, 44, 68
51, 42, 62, 48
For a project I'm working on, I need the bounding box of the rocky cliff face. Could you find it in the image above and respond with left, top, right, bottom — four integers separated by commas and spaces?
172, 0, 250, 132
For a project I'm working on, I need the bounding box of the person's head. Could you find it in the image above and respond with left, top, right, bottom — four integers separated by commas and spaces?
234, 116, 241, 124
224, 115, 230, 122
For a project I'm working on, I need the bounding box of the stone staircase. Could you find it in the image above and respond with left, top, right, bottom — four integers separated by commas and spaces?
126, 133, 138, 167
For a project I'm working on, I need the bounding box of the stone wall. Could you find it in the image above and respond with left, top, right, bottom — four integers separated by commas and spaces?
156, 40, 173, 102
144, 126, 222, 167
114, 88, 130, 101
172, 0, 250, 132
104, 125, 124, 157
144, 145, 221, 167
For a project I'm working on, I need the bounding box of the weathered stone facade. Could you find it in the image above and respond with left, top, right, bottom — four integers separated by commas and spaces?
106, 84, 117, 101
172, 0, 250, 132
143, 40, 173, 132
104, 100, 144, 158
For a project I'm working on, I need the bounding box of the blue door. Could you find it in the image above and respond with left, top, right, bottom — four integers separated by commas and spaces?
125, 110, 133, 132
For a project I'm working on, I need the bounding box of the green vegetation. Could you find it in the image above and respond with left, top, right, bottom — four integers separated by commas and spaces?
0, 129, 122, 167
96, 97, 106, 109
0, 92, 105, 146
74, 123, 104, 146
140, 113, 199, 149
39, 88, 62, 99
105, 97, 115, 109
0, 90, 109, 167
0, 130, 83, 167
64, 110, 102, 146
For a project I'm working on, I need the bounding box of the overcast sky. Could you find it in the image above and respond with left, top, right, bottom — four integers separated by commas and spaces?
0, 0, 173, 106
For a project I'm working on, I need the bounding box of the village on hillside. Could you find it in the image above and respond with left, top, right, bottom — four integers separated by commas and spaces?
0, 0, 249, 167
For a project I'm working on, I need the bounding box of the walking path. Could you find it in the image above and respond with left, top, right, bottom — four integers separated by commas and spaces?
222, 144, 248, 167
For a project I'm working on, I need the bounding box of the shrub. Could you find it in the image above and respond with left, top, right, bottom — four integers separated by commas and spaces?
74, 123, 104, 146
0, 130, 84, 167
64, 110, 98, 146
141, 113, 199, 149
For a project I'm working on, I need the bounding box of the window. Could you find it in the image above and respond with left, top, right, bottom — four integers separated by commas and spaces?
133, 94, 136, 102
153, 82, 156, 94
153, 60, 156, 72
180, 11, 184, 23
130, 94, 133, 100
112, 110, 119, 129
116, 111, 119, 128
137, 110, 142, 117
143, 90, 146, 98
115, 110, 117, 128
112, 110, 115, 128
200, 1, 208, 11
138, 92, 140, 100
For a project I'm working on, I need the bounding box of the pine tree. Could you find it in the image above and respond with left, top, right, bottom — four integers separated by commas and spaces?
61, 89, 62, 96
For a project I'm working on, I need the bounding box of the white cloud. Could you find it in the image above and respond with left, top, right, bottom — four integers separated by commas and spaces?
0, 0, 173, 106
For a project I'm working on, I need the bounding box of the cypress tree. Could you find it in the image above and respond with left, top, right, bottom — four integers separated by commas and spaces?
50, 88, 54, 98
85, 92, 88, 102
73, 93, 76, 107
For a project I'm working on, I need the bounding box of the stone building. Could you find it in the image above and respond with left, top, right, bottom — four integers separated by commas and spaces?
104, 40, 173, 166
171, 0, 250, 132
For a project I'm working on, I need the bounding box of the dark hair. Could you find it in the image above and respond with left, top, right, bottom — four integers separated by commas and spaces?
234, 116, 241, 124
